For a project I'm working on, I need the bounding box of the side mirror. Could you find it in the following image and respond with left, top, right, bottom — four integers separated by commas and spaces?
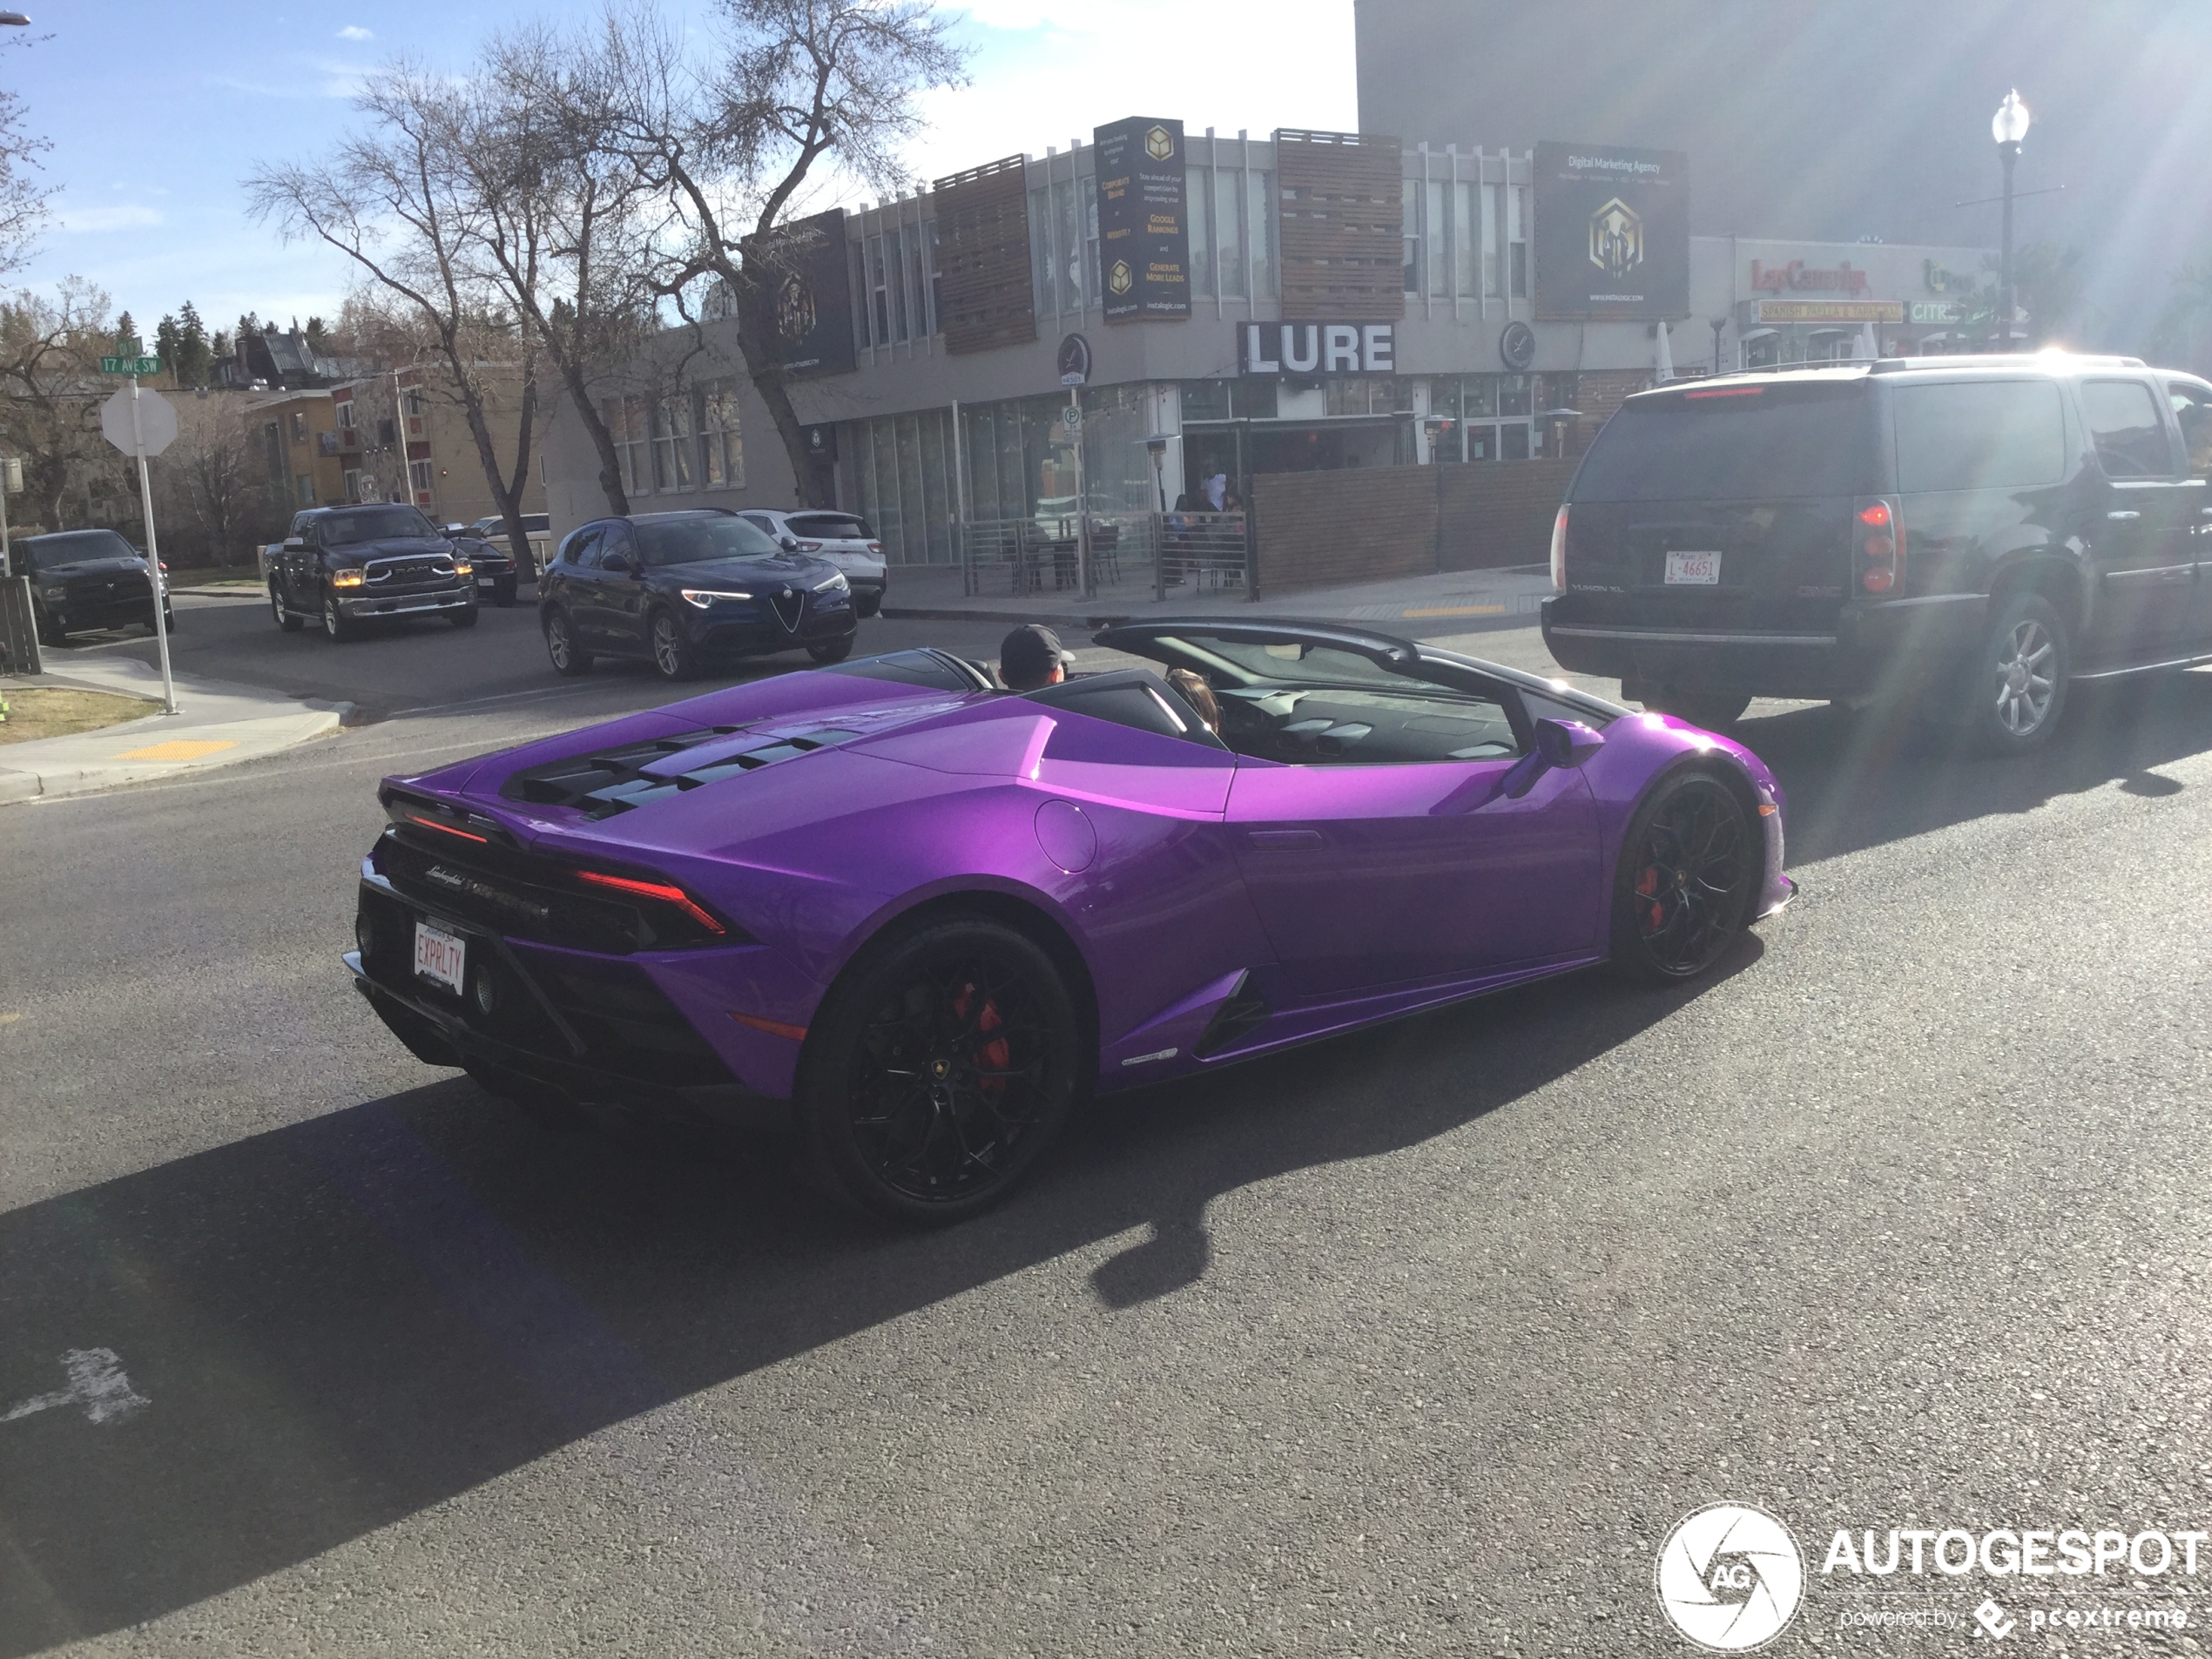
1500, 718, 1607, 801
779, 535, 800, 553
1532, 718, 1606, 769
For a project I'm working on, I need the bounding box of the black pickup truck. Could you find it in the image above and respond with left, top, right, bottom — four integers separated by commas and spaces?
17, 529, 172, 644
269, 504, 478, 642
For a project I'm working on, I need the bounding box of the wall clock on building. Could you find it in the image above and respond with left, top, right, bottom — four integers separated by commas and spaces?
1500, 320, 1536, 371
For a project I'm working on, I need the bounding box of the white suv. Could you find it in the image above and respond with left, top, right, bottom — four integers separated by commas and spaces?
741, 509, 887, 617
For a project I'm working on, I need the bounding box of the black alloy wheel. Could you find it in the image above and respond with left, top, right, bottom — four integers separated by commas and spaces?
544, 607, 591, 675
1642, 688, 1751, 731
1966, 591, 2067, 756
1612, 770, 1756, 983
649, 609, 698, 681
800, 918, 1081, 1224
807, 636, 854, 665
322, 595, 355, 643
449, 605, 479, 629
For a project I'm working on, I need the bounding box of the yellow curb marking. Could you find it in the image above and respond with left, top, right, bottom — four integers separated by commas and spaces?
1401, 604, 1507, 619
0, 1012, 19, 1025
115, 739, 239, 762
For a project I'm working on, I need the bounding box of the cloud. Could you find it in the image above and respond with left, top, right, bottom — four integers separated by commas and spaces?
57, 204, 165, 233
337, 24, 373, 41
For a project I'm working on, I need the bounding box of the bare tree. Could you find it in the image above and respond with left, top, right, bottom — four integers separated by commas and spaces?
463, 24, 664, 522
601, 0, 967, 508
245, 62, 541, 553
151, 394, 277, 568
0, 278, 130, 531
0, 32, 52, 278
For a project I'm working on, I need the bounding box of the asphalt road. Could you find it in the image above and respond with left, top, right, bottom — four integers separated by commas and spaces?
6, 604, 2212, 1656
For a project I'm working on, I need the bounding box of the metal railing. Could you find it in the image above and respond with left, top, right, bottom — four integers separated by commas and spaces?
1153, 510, 1251, 599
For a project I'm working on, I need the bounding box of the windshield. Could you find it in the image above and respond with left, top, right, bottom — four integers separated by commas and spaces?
1573, 381, 1875, 502
26, 530, 137, 570
632, 515, 784, 566
1152, 633, 1417, 690
321, 507, 440, 545
788, 513, 873, 541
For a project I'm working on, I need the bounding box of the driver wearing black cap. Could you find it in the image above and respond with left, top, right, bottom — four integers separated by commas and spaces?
999, 624, 1075, 691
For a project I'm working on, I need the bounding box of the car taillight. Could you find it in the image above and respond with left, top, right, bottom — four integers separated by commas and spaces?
571, 867, 729, 940
1855, 497, 1905, 595
796, 540, 823, 552
866, 541, 883, 555
1549, 505, 1570, 590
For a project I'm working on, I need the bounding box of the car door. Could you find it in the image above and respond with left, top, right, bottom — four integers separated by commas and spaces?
2163, 377, 2212, 642
2080, 377, 2197, 658
1224, 684, 1604, 997
282, 517, 318, 605
553, 523, 609, 644
593, 522, 650, 651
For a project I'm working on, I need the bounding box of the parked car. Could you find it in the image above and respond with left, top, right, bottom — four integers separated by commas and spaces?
268, 503, 477, 642
537, 510, 857, 681
1542, 352, 2212, 753
738, 508, 887, 617
443, 523, 520, 607
346, 618, 1792, 1223
463, 512, 551, 578
19, 529, 172, 644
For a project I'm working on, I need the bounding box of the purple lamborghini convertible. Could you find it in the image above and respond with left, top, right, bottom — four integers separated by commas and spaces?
347, 619, 1793, 1223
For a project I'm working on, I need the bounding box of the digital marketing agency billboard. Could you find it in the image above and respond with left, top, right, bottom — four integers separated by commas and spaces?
764, 206, 856, 377
1093, 116, 1190, 322
1533, 142, 1689, 321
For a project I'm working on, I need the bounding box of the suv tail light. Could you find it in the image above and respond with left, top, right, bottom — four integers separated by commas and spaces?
1855, 497, 1905, 595
866, 540, 883, 555
1549, 505, 1570, 590
796, 539, 823, 552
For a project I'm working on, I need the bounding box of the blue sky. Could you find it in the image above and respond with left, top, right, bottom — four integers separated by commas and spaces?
10, 0, 1353, 338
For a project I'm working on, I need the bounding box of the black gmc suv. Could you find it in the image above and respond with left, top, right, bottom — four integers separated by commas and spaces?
269, 504, 478, 642
1541, 354, 2212, 753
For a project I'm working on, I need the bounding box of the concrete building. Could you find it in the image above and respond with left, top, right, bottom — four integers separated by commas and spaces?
248, 389, 347, 514
333, 365, 547, 527
1353, 0, 2210, 354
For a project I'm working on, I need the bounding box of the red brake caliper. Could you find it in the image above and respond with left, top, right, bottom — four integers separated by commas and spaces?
954, 982, 1011, 1096
1635, 864, 1662, 933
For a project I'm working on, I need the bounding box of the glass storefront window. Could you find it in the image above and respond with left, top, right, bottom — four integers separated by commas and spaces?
1402, 179, 1419, 293
1483, 186, 1501, 300
1453, 181, 1476, 299
1250, 171, 1276, 299
1219, 169, 1248, 299
1183, 380, 1231, 421
1498, 374, 1533, 418
1463, 376, 1499, 418
1188, 167, 1214, 297
1426, 179, 1447, 298
1511, 185, 1529, 300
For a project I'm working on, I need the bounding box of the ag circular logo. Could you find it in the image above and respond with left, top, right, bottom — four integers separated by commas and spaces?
1655, 1503, 1804, 1651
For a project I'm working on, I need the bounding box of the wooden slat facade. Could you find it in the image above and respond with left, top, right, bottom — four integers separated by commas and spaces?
931, 156, 1038, 356
1274, 130, 1406, 323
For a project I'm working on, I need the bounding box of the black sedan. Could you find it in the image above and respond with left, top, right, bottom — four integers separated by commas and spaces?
19, 529, 173, 644
538, 511, 857, 681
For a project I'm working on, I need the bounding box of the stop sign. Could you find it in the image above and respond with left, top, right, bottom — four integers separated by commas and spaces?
100, 385, 178, 458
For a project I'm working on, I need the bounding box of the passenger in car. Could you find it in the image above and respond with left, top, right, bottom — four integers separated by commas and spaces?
1163, 668, 1222, 733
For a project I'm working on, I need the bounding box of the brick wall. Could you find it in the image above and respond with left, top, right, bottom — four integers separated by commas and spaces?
1251, 457, 1576, 591
1436, 458, 1576, 572
1253, 467, 1438, 595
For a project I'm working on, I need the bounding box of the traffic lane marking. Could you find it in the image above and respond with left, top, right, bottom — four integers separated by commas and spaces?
114, 738, 238, 762
2, 1348, 148, 1426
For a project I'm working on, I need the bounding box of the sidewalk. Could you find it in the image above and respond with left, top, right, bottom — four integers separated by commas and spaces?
0, 656, 353, 806
883, 561, 1557, 631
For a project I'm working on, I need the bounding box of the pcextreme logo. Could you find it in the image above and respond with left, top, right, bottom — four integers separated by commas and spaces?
1656, 1503, 1805, 1651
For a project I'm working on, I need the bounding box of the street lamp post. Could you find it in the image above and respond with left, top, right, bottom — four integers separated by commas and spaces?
1710, 317, 1728, 375
1993, 89, 2031, 349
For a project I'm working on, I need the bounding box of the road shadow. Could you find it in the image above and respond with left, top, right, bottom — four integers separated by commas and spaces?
1723, 670, 2212, 867
0, 941, 1753, 1653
